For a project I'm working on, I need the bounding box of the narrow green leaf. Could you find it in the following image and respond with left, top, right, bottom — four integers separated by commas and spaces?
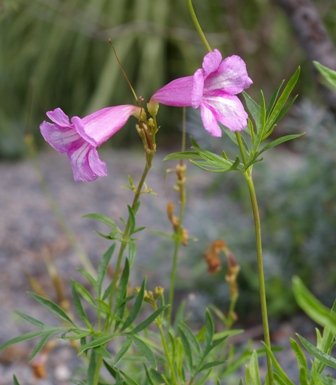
128, 241, 136, 266
79, 333, 116, 355
268, 95, 298, 134
297, 334, 336, 369
71, 281, 96, 309
120, 369, 141, 385
113, 337, 133, 366
103, 359, 118, 379
96, 244, 115, 298
179, 322, 201, 357
257, 90, 266, 134
29, 331, 54, 361
95, 345, 113, 359
130, 305, 169, 335
194, 369, 212, 385
127, 205, 136, 235
0, 330, 45, 352
179, 328, 193, 372
290, 337, 308, 371
15, 311, 46, 329
163, 151, 202, 161
132, 335, 156, 368
299, 367, 310, 385
147, 367, 166, 384
198, 361, 223, 372
249, 351, 262, 385
114, 258, 131, 331
273, 372, 290, 385
314, 61, 336, 90
120, 278, 146, 332
87, 348, 96, 385
83, 213, 121, 232
144, 365, 155, 385
264, 67, 300, 134
13, 376, 21, 385
257, 133, 305, 156
293, 276, 336, 334
266, 80, 285, 117
204, 308, 214, 351
242, 91, 260, 124
262, 343, 295, 385
77, 268, 96, 288
28, 292, 76, 326
71, 281, 91, 328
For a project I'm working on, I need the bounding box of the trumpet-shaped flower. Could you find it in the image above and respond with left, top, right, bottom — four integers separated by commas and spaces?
150, 49, 252, 136
40, 105, 142, 182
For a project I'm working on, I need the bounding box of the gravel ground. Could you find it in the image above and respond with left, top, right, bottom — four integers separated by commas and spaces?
0, 149, 321, 384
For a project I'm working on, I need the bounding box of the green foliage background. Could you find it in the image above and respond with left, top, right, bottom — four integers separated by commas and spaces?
1, 0, 335, 158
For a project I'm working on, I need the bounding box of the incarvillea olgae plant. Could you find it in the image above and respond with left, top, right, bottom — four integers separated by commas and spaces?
3, 1, 336, 385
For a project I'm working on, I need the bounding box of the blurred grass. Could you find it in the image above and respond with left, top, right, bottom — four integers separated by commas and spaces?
0, 0, 335, 158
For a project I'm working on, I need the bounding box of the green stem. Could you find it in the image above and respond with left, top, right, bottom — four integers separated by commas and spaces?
236, 132, 273, 383
106, 159, 152, 328
187, 0, 212, 52
92, 352, 103, 385
168, 108, 187, 325
155, 304, 178, 384
244, 173, 274, 384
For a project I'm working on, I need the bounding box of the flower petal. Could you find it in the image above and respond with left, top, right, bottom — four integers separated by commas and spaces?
199, 104, 222, 137
202, 49, 222, 77
68, 142, 107, 182
72, 105, 141, 147
46, 108, 71, 127
191, 69, 204, 108
150, 76, 193, 107
204, 55, 253, 95
40, 121, 81, 153
204, 93, 248, 132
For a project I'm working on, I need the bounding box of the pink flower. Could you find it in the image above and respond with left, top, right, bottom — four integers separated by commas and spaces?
150, 49, 252, 136
40, 105, 142, 182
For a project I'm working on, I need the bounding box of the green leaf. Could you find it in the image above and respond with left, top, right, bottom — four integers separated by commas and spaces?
262, 343, 295, 385
0, 330, 48, 352
299, 367, 310, 385
179, 328, 193, 372
83, 213, 121, 233
131, 305, 169, 335
242, 91, 260, 124
257, 133, 305, 156
314, 61, 336, 90
179, 322, 201, 357
87, 348, 96, 385
204, 308, 214, 351
120, 278, 146, 332
248, 351, 261, 385
290, 337, 308, 371
297, 334, 336, 369
195, 369, 212, 385
95, 345, 113, 359
113, 337, 133, 366
96, 244, 115, 298
13, 376, 21, 385
79, 333, 115, 355
257, 90, 266, 134
163, 151, 202, 161
71, 281, 97, 310
114, 258, 131, 331
77, 268, 96, 288
71, 280, 91, 328
266, 81, 285, 117
132, 335, 156, 368
146, 367, 166, 384
293, 276, 336, 334
15, 311, 46, 329
198, 361, 223, 372
29, 331, 54, 361
127, 205, 136, 235
264, 67, 300, 134
144, 365, 155, 385
128, 241, 137, 266
28, 292, 76, 326
119, 369, 141, 385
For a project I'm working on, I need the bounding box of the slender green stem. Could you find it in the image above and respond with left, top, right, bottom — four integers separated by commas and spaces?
154, 304, 178, 384
244, 173, 274, 384
168, 108, 187, 325
187, 0, 212, 53
92, 353, 103, 385
235, 132, 273, 383
106, 159, 152, 329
